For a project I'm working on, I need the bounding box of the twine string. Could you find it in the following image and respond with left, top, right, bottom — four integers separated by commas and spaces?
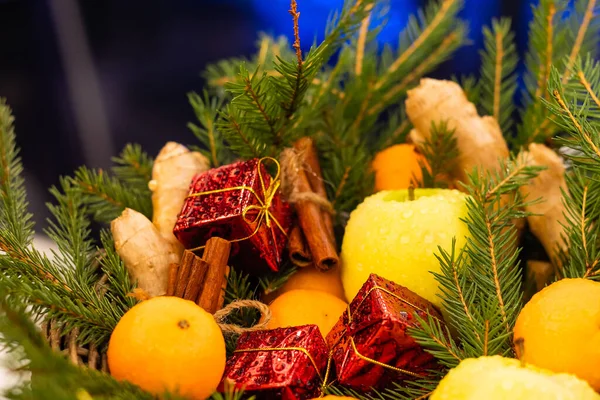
213, 299, 272, 335
279, 148, 335, 214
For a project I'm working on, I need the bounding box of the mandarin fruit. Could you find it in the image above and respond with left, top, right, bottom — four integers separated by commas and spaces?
267, 289, 347, 336
268, 266, 345, 301
108, 296, 226, 399
372, 144, 426, 191
514, 278, 600, 390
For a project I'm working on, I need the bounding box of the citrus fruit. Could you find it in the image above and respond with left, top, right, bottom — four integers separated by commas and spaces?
108, 296, 226, 399
267, 289, 348, 336
372, 144, 426, 191
268, 266, 345, 302
513, 278, 600, 390
431, 355, 599, 400
341, 189, 469, 307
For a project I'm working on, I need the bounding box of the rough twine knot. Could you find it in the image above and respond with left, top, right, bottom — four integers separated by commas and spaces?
279, 148, 335, 214
213, 299, 272, 335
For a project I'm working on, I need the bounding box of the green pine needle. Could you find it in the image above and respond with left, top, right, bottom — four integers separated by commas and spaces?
110, 143, 154, 193
70, 166, 153, 224
479, 18, 518, 135
417, 121, 459, 189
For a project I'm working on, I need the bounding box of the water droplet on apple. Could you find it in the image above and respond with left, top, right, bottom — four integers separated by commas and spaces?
400, 235, 410, 244
424, 234, 434, 243
402, 210, 413, 218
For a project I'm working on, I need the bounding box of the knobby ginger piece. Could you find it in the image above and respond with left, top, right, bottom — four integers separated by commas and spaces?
111, 208, 180, 297
519, 143, 568, 262
148, 142, 209, 254
406, 78, 509, 183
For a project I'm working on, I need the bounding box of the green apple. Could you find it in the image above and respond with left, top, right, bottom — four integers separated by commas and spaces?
341, 189, 469, 306
431, 356, 600, 400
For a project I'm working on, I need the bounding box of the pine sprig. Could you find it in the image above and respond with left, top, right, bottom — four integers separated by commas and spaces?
546, 66, 600, 173
0, 98, 34, 248
44, 178, 96, 284
357, 0, 467, 123
517, 0, 600, 146
0, 294, 186, 400
417, 121, 459, 189
557, 170, 600, 280
70, 166, 153, 223
188, 90, 233, 167
414, 157, 542, 362
545, 63, 600, 279
479, 18, 518, 135
110, 143, 153, 193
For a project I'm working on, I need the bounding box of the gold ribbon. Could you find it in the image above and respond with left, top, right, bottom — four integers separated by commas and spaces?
342, 284, 442, 378
186, 157, 288, 251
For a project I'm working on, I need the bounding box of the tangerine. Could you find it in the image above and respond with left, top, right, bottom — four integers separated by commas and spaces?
372, 144, 426, 191
514, 278, 600, 390
108, 296, 226, 399
267, 289, 347, 336
267, 266, 346, 302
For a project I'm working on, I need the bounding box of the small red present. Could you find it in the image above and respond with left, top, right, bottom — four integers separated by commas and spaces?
173, 158, 292, 272
219, 325, 330, 400
326, 273, 444, 392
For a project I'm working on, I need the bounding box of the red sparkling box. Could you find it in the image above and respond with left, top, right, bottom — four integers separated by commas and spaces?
219, 325, 330, 400
173, 158, 292, 272
325, 273, 444, 392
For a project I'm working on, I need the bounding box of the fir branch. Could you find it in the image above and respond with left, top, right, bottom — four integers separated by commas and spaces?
0, 295, 163, 400
259, 261, 297, 296
110, 143, 153, 193
374, 0, 464, 93
70, 167, 153, 224
0, 98, 34, 248
188, 90, 233, 167
562, 0, 600, 82
558, 170, 600, 280
98, 230, 138, 311
375, 108, 412, 151
546, 66, 600, 171
417, 121, 458, 189
218, 104, 266, 160
415, 157, 542, 362
352, 0, 466, 130
479, 18, 518, 134
44, 178, 95, 284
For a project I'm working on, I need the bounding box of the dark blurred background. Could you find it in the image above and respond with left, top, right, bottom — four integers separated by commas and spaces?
0, 0, 534, 225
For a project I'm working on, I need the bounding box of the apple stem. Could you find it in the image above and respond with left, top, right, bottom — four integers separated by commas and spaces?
408, 183, 415, 201
514, 337, 526, 367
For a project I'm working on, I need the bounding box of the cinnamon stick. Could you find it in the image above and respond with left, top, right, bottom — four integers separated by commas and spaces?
182, 258, 209, 302
174, 251, 195, 297
295, 166, 339, 271
198, 237, 231, 313
216, 265, 231, 311
166, 263, 179, 296
288, 224, 312, 267
294, 137, 336, 245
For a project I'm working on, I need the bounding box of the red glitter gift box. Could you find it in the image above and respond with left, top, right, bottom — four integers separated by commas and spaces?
173, 158, 292, 273
325, 273, 444, 392
219, 325, 330, 400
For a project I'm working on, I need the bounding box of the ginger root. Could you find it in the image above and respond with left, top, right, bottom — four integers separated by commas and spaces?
148, 142, 209, 254
111, 208, 180, 297
406, 78, 509, 184
519, 143, 568, 263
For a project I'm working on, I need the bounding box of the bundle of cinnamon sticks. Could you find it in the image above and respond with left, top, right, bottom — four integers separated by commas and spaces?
167, 237, 231, 313
286, 138, 339, 271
